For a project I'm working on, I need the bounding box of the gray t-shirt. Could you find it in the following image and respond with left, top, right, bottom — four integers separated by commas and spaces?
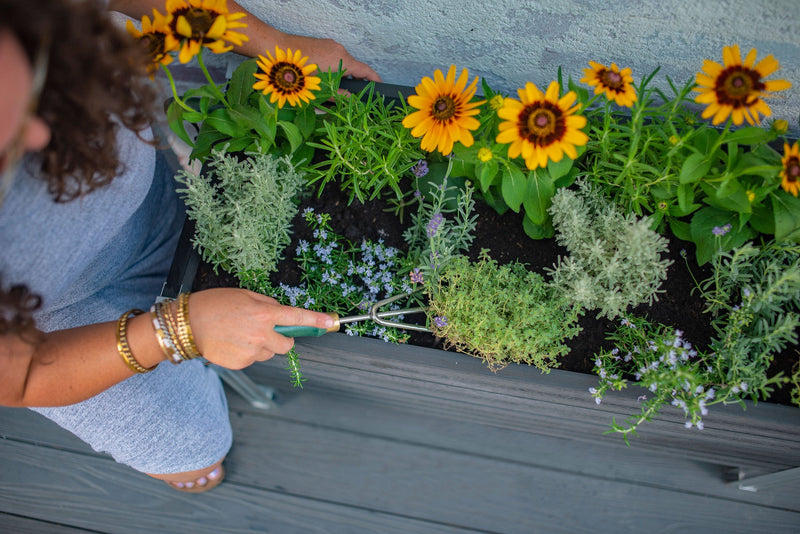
0, 127, 156, 325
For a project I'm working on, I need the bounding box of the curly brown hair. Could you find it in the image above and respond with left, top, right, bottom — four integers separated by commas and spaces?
1, 0, 161, 337
0, 0, 160, 201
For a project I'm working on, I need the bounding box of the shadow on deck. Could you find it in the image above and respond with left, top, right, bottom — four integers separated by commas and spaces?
2, 333, 800, 533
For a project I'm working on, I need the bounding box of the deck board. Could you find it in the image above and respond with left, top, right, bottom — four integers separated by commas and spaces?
1, 333, 799, 533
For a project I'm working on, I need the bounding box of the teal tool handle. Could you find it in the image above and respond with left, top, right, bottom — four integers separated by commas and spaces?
274, 325, 329, 337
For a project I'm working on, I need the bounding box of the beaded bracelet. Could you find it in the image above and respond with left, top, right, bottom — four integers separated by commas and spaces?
116, 309, 155, 374
150, 300, 183, 365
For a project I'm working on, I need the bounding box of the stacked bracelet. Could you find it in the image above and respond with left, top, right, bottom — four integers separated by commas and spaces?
116, 309, 155, 374
149, 293, 203, 364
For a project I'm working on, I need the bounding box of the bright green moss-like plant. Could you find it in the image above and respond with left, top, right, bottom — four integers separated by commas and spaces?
547, 180, 672, 319
427, 252, 581, 372
175, 149, 305, 290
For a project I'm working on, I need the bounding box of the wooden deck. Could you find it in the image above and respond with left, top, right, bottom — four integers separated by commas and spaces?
2, 333, 800, 534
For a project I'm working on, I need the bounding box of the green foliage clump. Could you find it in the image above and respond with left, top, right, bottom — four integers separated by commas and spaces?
306, 83, 424, 203
548, 180, 672, 319
175, 149, 305, 290
404, 176, 477, 281
427, 252, 581, 372
699, 242, 800, 404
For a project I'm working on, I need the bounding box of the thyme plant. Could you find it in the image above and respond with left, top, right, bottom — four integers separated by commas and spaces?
175, 149, 305, 290
547, 180, 672, 319
427, 252, 581, 372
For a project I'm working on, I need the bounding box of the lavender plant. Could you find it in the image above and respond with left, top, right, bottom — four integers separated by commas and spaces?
403, 175, 478, 281
175, 149, 305, 290
269, 209, 413, 343
427, 251, 581, 372
547, 180, 672, 319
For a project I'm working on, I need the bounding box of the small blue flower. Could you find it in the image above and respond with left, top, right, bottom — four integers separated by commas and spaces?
433, 316, 449, 328
712, 223, 732, 236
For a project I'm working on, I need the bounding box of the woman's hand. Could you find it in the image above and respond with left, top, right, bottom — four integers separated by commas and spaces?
281, 34, 382, 82
187, 288, 335, 369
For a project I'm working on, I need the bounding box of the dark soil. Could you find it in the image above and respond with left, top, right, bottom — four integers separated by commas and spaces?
194, 184, 798, 407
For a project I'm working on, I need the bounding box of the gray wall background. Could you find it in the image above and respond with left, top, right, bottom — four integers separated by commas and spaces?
236, 0, 800, 132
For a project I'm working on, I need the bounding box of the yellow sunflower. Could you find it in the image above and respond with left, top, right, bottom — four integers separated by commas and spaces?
165, 0, 249, 64
580, 60, 637, 107
496, 81, 588, 170
695, 44, 792, 126
253, 47, 321, 107
780, 142, 800, 197
402, 65, 485, 156
125, 10, 178, 77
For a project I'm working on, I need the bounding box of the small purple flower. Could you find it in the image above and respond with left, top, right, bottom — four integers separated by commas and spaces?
426, 212, 444, 237
712, 223, 732, 236
433, 316, 448, 328
409, 268, 424, 284
412, 159, 429, 178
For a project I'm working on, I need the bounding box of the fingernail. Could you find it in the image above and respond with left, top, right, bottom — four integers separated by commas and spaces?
208, 467, 222, 480
196, 476, 208, 487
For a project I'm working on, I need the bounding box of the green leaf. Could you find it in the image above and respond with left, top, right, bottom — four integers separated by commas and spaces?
677, 183, 699, 213
689, 207, 756, 265
477, 159, 499, 192
277, 120, 303, 154
669, 219, 692, 242
226, 58, 259, 106
522, 217, 554, 239
749, 203, 775, 235
679, 152, 711, 184
724, 126, 770, 146
480, 187, 509, 215
772, 191, 800, 242
699, 180, 751, 213
547, 154, 575, 180
166, 99, 194, 147
522, 169, 555, 226
204, 108, 247, 138
501, 165, 527, 212
183, 85, 224, 102
294, 105, 318, 139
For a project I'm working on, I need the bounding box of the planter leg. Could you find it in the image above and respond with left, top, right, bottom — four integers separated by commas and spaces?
735, 467, 800, 492
212, 367, 277, 410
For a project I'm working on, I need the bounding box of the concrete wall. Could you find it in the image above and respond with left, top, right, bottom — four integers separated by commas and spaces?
236, 0, 800, 132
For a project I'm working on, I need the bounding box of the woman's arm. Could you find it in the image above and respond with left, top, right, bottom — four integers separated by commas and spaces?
108, 0, 381, 80
0, 288, 334, 408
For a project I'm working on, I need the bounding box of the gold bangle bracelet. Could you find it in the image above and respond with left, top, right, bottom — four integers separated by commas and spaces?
116, 309, 155, 374
176, 292, 202, 360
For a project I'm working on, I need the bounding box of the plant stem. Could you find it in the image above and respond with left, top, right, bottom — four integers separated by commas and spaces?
197, 51, 229, 108
161, 64, 197, 113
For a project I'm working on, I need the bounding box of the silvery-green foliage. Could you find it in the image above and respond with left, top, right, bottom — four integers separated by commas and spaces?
547, 180, 672, 319
403, 177, 477, 284
700, 242, 800, 404
175, 149, 305, 290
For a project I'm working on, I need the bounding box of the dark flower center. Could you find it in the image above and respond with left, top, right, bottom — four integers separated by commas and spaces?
143, 32, 168, 61
788, 159, 800, 181
717, 67, 764, 108
519, 102, 564, 146
431, 96, 457, 122
269, 62, 304, 93
184, 8, 214, 35
600, 69, 624, 91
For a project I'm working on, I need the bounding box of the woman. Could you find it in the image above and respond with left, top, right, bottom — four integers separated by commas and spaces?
0, 0, 377, 492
